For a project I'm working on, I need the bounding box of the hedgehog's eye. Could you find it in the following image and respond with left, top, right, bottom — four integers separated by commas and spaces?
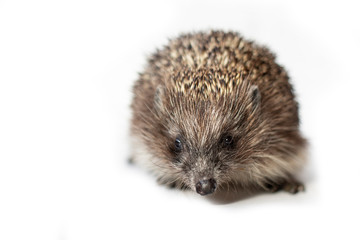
224, 136, 233, 145
222, 135, 234, 148
174, 137, 183, 152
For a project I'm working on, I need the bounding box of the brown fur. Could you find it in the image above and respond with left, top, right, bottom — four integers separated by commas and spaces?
130, 31, 307, 195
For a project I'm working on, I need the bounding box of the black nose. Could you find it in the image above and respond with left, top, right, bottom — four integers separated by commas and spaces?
195, 178, 217, 196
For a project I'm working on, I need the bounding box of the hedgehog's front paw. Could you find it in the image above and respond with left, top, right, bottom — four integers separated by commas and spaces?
264, 179, 305, 194
282, 181, 305, 194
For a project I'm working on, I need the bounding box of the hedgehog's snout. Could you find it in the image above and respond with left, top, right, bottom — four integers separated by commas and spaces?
195, 178, 217, 196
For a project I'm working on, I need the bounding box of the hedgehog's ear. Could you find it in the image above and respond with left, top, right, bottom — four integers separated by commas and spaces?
154, 86, 166, 114
249, 85, 261, 110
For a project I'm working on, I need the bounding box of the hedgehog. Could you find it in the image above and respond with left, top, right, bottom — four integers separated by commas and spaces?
130, 31, 307, 196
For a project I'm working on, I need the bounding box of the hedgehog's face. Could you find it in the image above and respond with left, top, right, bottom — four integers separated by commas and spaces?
166, 122, 239, 196
153, 82, 262, 196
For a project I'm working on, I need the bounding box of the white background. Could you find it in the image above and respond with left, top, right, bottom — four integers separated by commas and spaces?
1, 0, 359, 239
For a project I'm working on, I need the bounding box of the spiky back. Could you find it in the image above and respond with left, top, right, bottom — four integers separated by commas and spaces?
135, 31, 300, 127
